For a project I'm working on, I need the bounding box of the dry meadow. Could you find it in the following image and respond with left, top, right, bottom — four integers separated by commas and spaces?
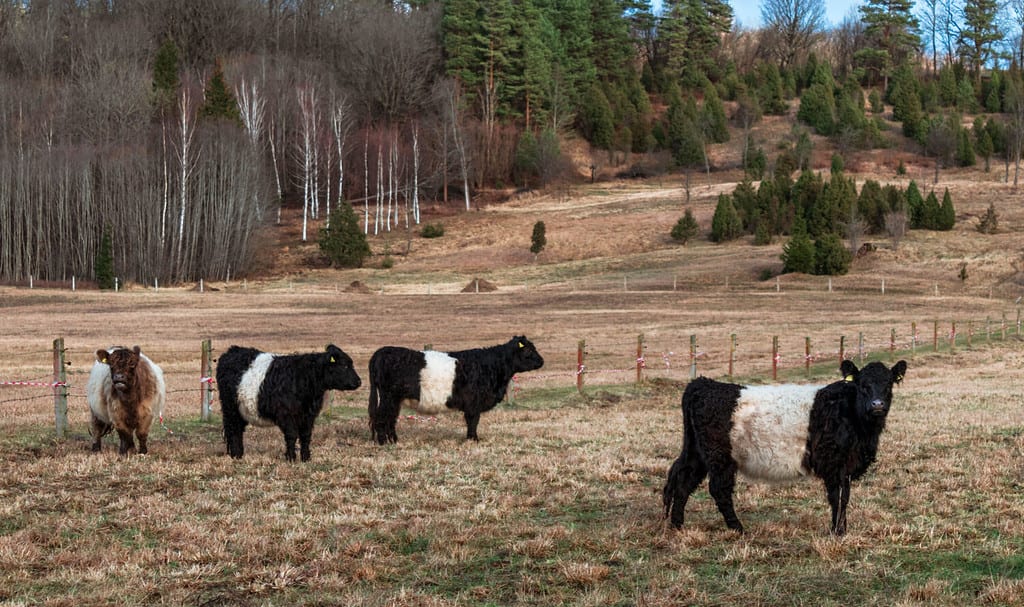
0, 172, 1022, 606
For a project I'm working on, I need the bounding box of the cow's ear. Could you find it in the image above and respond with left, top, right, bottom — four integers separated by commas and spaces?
892, 360, 908, 384
96, 349, 108, 364
132, 345, 141, 356
840, 359, 859, 382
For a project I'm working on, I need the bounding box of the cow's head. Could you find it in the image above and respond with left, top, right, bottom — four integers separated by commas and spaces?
323, 344, 361, 391
840, 359, 907, 419
509, 335, 544, 373
97, 346, 143, 395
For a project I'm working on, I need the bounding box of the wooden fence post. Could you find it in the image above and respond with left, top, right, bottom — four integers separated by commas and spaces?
201, 339, 214, 421
911, 322, 917, 359
839, 335, 845, 367
53, 338, 68, 438
635, 334, 644, 386
728, 334, 736, 379
858, 332, 864, 363
576, 339, 585, 395
805, 337, 811, 378
967, 321, 973, 349
890, 328, 896, 362
950, 321, 957, 353
933, 320, 939, 352
772, 335, 779, 381
689, 335, 697, 380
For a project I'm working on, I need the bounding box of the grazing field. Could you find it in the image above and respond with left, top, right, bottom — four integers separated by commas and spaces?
1, 176, 1023, 605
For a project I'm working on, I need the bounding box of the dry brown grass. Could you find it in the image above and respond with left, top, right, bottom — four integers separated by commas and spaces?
1, 169, 1023, 605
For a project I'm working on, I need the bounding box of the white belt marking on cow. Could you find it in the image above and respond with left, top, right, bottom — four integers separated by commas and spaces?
238, 353, 276, 426
408, 350, 457, 414
729, 384, 821, 482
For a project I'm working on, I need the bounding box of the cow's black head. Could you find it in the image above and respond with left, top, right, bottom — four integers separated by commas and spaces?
323, 344, 362, 391
841, 359, 907, 419
509, 335, 544, 373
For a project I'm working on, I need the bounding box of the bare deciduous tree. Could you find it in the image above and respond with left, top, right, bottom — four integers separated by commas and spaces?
760, 0, 826, 71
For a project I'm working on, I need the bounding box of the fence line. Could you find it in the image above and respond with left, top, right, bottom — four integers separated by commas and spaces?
1, 316, 1021, 436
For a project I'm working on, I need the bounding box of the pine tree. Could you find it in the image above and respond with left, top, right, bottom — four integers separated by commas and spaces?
580, 83, 615, 149
671, 208, 700, 244
858, 0, 920, 90
710, 193, 742, 242
95, 228, 115, 290
701, 83, 729, 144
921, 190, 941, 230
781, 215, 815, 273
797, 83, 835, 135
957, 128, 976, 167
513, 130, 539, 187
319, 202, 371, 268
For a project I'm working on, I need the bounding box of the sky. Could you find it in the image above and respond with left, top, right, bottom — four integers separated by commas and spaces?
726, 0, 864, 29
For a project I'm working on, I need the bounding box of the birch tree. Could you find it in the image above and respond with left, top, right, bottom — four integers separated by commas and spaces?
173, 78, 200, 277
295, 82, 319, 241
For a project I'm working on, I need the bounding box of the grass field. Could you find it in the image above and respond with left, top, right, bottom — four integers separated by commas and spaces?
1, 174, 1023, 605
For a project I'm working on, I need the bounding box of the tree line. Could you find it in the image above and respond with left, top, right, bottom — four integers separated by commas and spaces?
0, 0, 1020, 284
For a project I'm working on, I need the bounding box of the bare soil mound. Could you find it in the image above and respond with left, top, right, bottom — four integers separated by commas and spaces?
344, 280, 374, 294
461, 278, 498, 292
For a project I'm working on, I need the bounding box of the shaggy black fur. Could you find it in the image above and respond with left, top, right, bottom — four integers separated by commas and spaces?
216, 344, 361, 462
367, 336, 544, 444
663, 359, 907, 535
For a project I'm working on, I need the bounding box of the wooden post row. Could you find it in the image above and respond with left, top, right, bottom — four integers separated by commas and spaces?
635, 334, 644, 386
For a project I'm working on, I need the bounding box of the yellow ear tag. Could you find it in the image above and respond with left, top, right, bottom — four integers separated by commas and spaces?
895, 374, 903, 382
330, 357, 336, 363
518, 342, 524, 348
844, 375, 854, 382
102, 358, 108, 364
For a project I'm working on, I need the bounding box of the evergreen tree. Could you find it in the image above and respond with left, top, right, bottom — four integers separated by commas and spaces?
960, 0, 1002, 87
813, 233, 852, 275
921, 190, 941, 229
710, 193, 742, 242
858, 0, 920, 90
319, 203, 371, 268
701, 83, 730, 143
781, 214, 815, 273
857, 179, 888, 233
938, 64, 957, 106
976, 123, 994, 172
661, 0, 733, 85
754, 220, 772, 245
199, 60, 241, 124
797, 83, 835, 135
513, 130, 539, 186
671, 208, 700, 244
889, 63, 924, 140
957, 128, 976, 167
905, 180, 924, 228
937, 188, 956, 230
732, 179, 759, 229
985, 70, 1003, 113
95, 228, 115, 290
580, 83, 615, 149
152, 38, 180, 115
977, 202, 998, 233
530, 220, 547, 256
757, 62, 788, 115
956, 78, 978, 112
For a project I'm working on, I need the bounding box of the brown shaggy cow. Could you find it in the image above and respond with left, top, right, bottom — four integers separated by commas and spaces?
86, 346, 166, 455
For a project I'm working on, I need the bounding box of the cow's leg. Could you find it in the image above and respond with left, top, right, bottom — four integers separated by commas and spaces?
664, 452, 708, 529
223, 406, 247, 459
371, 394, 394, 445
137, 431, 149, 455
89, 416, 110, 452
299, 424, 313, 462
464, 411, 481, 441
826, 476, 851, 535
116, 428, 136, 456
707, 462, 743, 533
281, 424, 299, 462
136, 412, 153, 455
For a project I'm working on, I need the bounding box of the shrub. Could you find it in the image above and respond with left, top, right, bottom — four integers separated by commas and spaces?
977, 202, 998, 234
937, 188, 956, 230
421, 223, 445, 238
813, 233, 851, 275
318, 202, 371, 268
671, 209, 700, 244
530, 221, 547, 256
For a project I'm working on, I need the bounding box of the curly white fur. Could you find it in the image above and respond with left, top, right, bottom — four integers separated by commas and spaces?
729, 384, 822, 482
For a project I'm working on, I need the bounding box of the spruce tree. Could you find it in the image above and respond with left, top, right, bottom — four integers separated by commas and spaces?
701, 83, 730, 143
781, 215, 815, 274
671, 208, 700, 244
199, 60, 241, 124
813, 233, 852, 275
319, 202, 371, 268
710, 194, 742, 242
921, 190, 941, 230
938, 188, 956, 230
152, 38, 180, 115
905, 180, 924, 228
797, 83, 835, 135
957, 128, 976, 167
95, 228, 115, 290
